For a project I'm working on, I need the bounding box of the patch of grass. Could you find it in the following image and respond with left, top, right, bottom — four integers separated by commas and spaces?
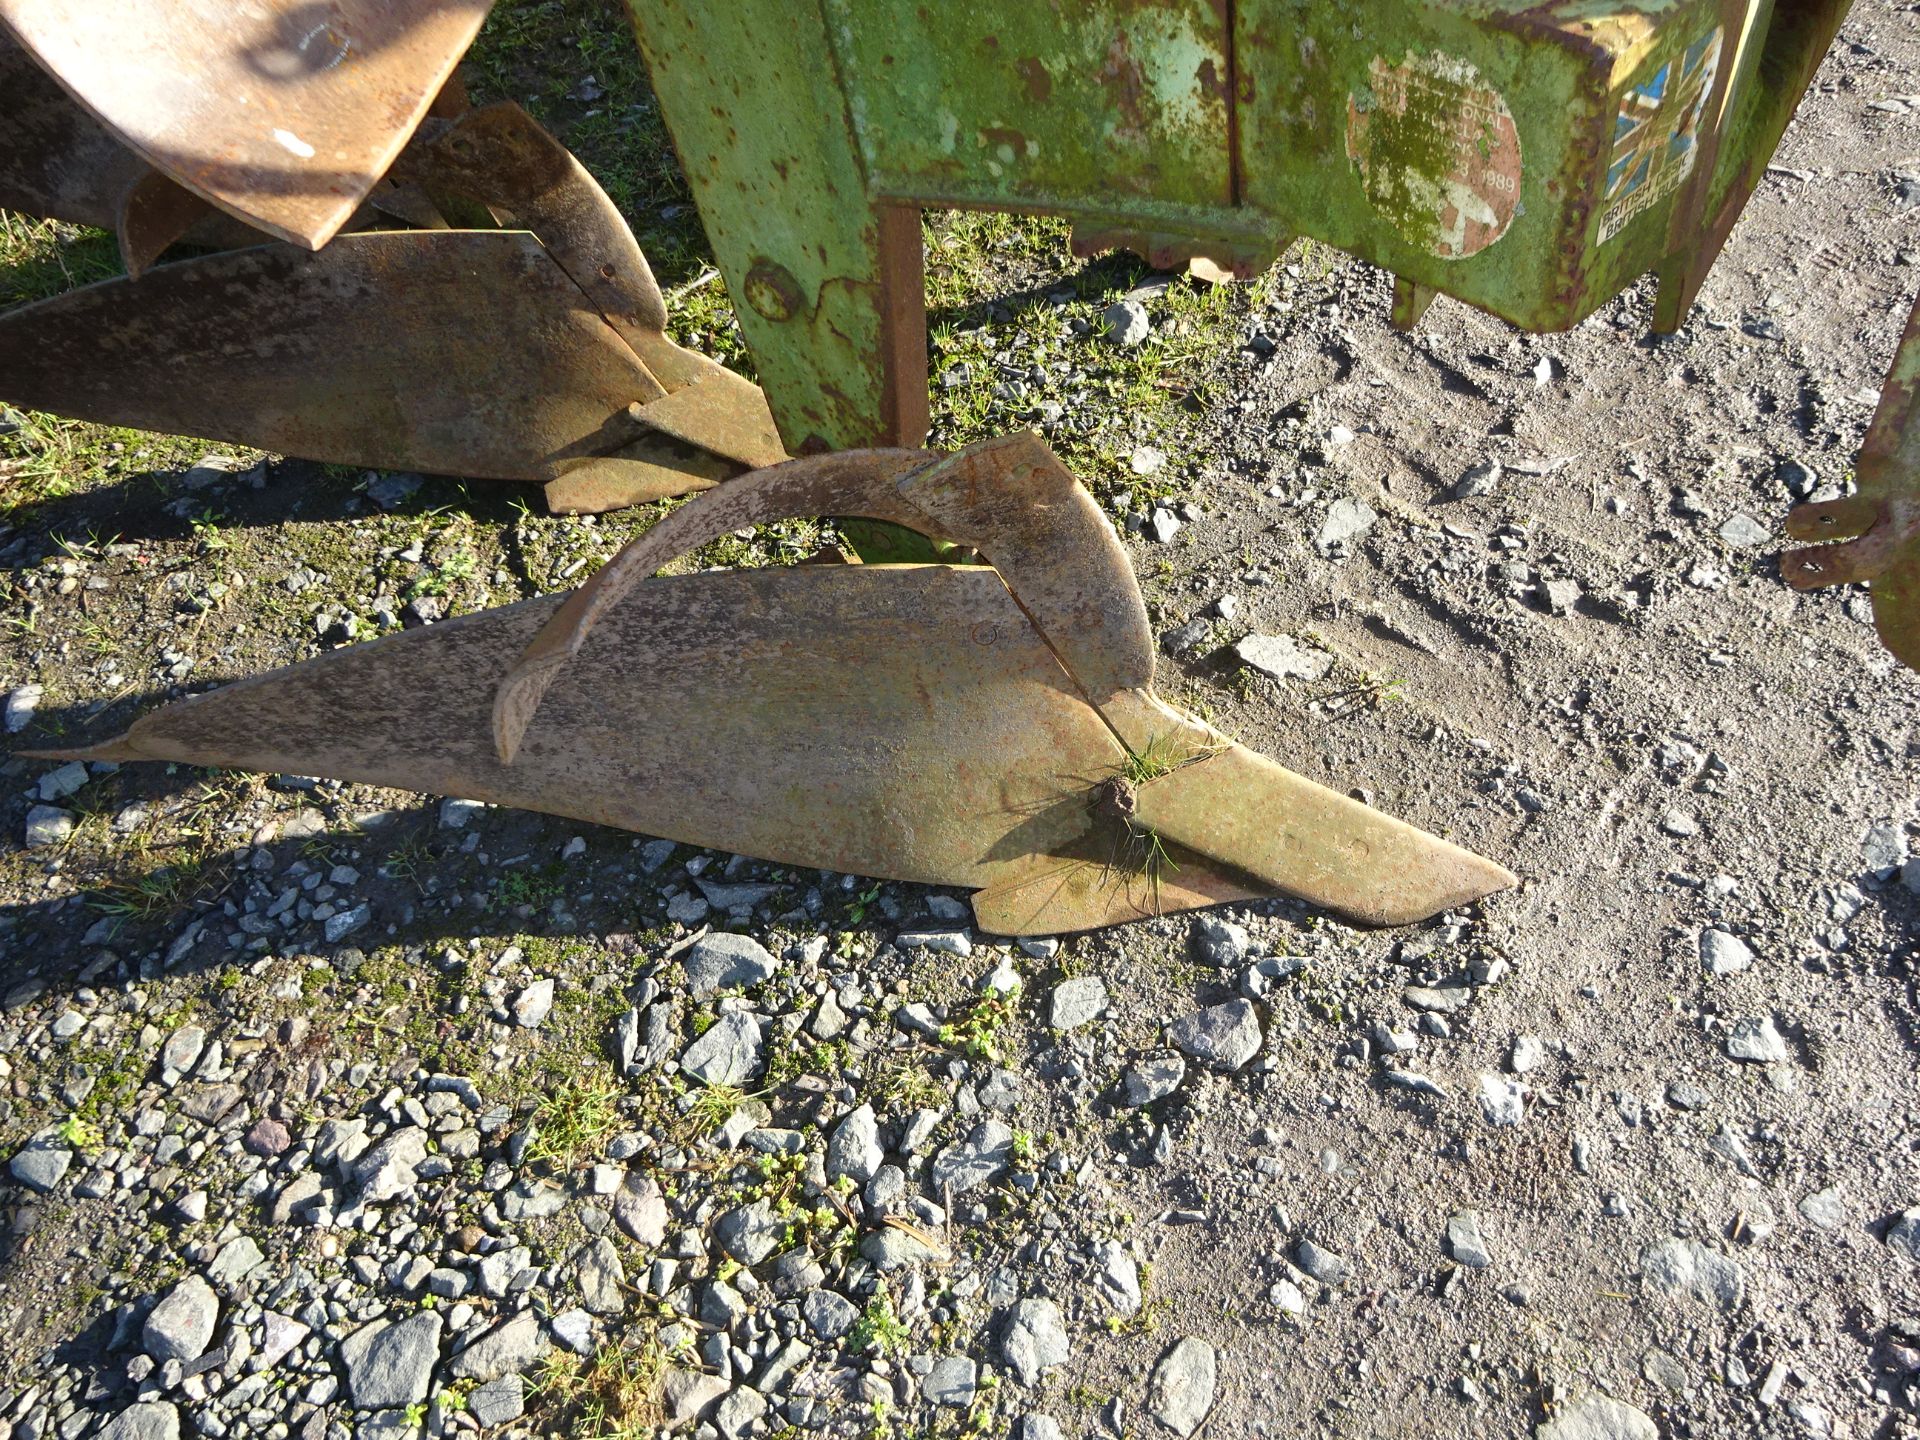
684, 1081, 748, 1137
491, 864, 565, 913
938, 979, 1020, 1064
57, 1115, 102, 1152
529, 1339, 667, 1440
849, 1283, 911, 1356
526, 1068, 621, 1169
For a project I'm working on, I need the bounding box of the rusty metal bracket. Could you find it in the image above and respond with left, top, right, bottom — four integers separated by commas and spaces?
1780, 293, 1920, 667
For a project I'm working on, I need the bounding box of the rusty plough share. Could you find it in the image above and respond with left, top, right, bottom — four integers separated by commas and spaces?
33, 434, 1514, 935
0, 0, 1913, 929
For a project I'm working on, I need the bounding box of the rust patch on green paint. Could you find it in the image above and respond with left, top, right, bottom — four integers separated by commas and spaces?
1346, 50, 1522, 259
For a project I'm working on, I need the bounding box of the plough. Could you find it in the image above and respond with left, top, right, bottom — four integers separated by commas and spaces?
1, 0, 1912, 934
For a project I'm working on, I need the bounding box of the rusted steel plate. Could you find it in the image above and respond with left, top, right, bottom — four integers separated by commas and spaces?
1, 0, 493, 248
50, 558, 1509, 934
0, 27, 145, 228
52, 565, 1137, 908
1782, 293, 1920, 669
46, 433, 1514, 932
0, 230, 667, 485
396, 103, 671, 359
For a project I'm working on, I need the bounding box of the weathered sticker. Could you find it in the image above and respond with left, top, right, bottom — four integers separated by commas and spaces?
1598, 28, 1723, 245
1346, 51, 1522, 261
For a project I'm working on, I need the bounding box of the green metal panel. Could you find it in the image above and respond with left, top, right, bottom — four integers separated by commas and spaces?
820, 0, 1233, 211
623, 0, 923, 454
631, 0, 1853, 474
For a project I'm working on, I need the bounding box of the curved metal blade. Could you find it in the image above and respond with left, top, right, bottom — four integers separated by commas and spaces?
0, 230, 660, 482
0, 27, 143, 227
1, 0, 492, 248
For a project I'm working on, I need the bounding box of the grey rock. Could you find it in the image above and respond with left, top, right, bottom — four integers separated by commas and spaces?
1641, 1238, 1745, 1310
513, 978, 555, 1028
1016, 1418, 1066, 1440
1717, 512, 1771, 548
682, 933, 778, 996
1535, 1394, 1658, 1440
1453, 460, 1501, 498
178, 1082, 243, 1125
35, 760, 87, 801
1447, 1212, 1492, 1269
143, 1275, 218, 1364
1048, 976, 1109, 1031
1091, 1239, 1140, 1315
1233, 633, 1333, 683
439, 797, 484, 829
1725, 1016, 1789, 1064
9, 1142, 72, 1193
1295, 1238, 1351, 1288
613, 1173, 669, 1247
341, 1310, 442, 1409
206, 1236, 264, 1289
1103, 299, 1151, 346
161, 1024, 207, 1077
349, 1126, 429, 1202
1190, 915, 1251, 967
1383, 1070, 1448, 1100
1665, 1079, 1711, 1112
827, 1104, 884, 1185
4, 683, 42, 734
1478, 1074, 1527, 1127
1886, 1207, 1920, 1260
1167, 1000, 1262, 1071
1404, 982, 1473, 1013
449, 1310, 549, 1382
860, 1226, 947, 1271
897, 928, 972, 957
681, 1012, 764, 1086
924, 1356, 977, 1408
931, 1120, 1014, 1193
1148, 1337, 1217, 1438
1316, 497, 1377, 555
1699, 929, 1755, 975
568, 1237, 627, 1316
701, 1279, 748, 1328
662, 1368, 730, 1424
23, 805, 73, 848
716, 1198, 786, 1266
1121, 1056, 1186, 1106
804, 1289, 860, 1339
1799, 1187, 1847, 1231
999, 1298, 1069, 1386
714, 1386, 767, 1439
324, 902, 370, 943
1864, 820, 1909, 872
98, 1404, 179, 1440
468, 1375, 525, 1428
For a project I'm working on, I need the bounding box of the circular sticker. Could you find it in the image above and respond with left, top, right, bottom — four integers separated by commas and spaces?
1346, 51, 1522, 260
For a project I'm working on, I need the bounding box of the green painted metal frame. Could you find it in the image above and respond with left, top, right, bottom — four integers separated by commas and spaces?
625, 0, 1852, 462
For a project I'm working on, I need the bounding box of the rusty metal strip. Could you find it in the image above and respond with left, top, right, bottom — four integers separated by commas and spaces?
492, 449, 941, 763
0, 0, 494, 249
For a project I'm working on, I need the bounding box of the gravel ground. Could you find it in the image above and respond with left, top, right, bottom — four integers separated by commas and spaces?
3, 3, 1920, 1440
